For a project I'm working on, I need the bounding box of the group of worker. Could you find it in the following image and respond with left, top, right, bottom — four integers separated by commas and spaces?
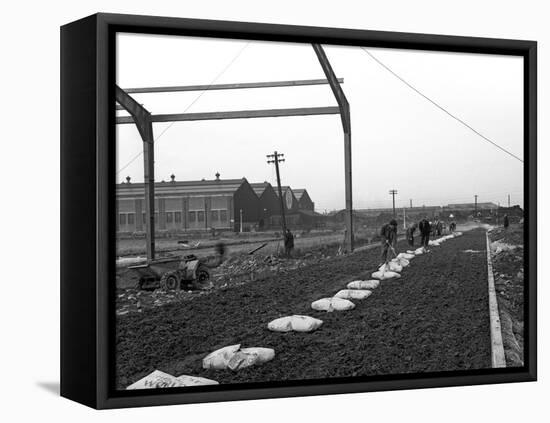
380, 217, 457, 264
283, 212, 511, 263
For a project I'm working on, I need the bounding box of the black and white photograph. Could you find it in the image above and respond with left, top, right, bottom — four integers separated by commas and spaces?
3, 0, 548, 419
114, 32, 526, 390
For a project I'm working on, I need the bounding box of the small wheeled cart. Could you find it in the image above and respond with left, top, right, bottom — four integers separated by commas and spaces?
129, 254, 210, 290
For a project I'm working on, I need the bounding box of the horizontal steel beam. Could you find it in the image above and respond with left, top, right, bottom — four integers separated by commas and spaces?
116, 106, 341, 124
122, 78, 343, 94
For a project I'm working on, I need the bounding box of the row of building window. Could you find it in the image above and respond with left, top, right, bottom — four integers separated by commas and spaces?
118, 210, 229, 226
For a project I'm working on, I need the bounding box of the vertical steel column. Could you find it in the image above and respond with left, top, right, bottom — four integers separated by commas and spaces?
142, 122, 155, 261
115, 85, 156, 261
312, 44, 353, 252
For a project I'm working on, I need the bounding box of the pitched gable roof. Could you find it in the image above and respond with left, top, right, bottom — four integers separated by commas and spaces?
249, 182, 275, 196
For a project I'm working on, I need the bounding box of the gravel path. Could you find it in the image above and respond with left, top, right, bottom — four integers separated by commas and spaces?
116, 228, 491, 389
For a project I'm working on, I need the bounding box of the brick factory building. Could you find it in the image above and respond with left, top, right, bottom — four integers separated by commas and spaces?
250, 182, 280, 230
116, 173, 259, 233
116, 174, 319, 234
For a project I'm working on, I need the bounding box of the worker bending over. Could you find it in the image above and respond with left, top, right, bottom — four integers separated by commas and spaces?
406, 223, 417, 247
380, 219, 398, 264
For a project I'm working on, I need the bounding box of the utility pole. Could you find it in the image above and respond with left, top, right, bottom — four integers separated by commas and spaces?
205, 201, 208, 230
410, 199, 413, 209
403, 206, 406, 229
239, 209, 243, 233
267, 151, 287, 233
508, 194, 511, 208
389, 189, 398, 218
474, 194, 478, 216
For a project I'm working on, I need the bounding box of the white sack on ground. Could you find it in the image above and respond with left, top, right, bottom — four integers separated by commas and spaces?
347, 280, 380, 290
334, 289, 372, 300
268, 315, 323, 333
126, 370, 218, 389
176, 375, 219, 386
397, 252, 415, 260
227, 348, 275, 371
428, 240, 440, 247
454, 231, 463, 237
392, 257, 410, 268
406, 250, 416, 255
311, 297, 355, 312
414, 247, 426, 255
371, 269, 401, 280
202, 344, 241, 370
379, 262, 402, 273
202, 344, 275, 370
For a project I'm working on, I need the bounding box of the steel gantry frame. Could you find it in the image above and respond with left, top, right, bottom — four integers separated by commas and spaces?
116, 44, 353, 262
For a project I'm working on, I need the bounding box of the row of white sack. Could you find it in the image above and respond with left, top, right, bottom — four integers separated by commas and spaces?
266, 278, 382, 332
309, 276, 385, 312
222, 231, 466, 363
371, 250, 418, 280
128, 236, 448, 388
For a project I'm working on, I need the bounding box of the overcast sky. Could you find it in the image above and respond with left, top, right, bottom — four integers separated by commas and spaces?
116, 33, 524, 212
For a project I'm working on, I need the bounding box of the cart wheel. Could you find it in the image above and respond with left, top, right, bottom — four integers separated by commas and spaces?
160, 272, 180, 291
194, 265, 212, 290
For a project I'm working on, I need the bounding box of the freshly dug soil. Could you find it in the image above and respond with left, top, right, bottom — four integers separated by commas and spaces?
116, 229, 491, 389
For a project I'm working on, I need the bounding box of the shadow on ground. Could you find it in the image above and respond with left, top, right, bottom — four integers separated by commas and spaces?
36, 381, 60, 396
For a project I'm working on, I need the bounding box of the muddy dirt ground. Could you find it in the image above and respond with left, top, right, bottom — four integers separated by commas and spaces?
488, 224, 524, 366
115, 228, 491, 389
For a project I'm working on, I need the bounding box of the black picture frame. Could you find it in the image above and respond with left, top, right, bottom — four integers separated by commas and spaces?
60, 12, 537, 409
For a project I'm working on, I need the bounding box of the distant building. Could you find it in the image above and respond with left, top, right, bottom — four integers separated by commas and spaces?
274, 186, 299, 212
271, 186, 324, 228
250, 182, 281, 220
293, 189, 315, 211
447, 202, 499, 210
116, 174, 321, 233
116, 173, 259, 233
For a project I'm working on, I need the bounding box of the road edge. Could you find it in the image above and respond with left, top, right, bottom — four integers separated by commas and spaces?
485, 230, 506, 368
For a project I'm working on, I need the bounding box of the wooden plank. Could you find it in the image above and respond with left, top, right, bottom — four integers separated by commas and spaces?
486, 231, 507, 368
116, 107, 341, 124
122, 78, 343, 94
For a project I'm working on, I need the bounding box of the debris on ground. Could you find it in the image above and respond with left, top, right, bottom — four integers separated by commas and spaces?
116, 244, 350, 315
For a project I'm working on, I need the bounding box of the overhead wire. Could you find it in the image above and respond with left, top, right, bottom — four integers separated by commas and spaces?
116, 41, 251, 176
360, 47, 524, 163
